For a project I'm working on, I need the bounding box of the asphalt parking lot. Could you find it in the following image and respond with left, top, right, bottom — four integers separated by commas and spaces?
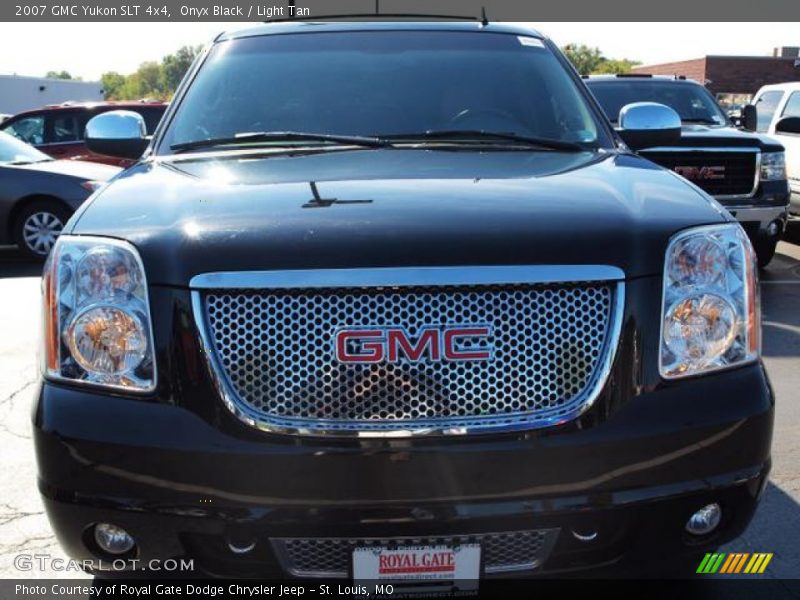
0, 234, 798, 580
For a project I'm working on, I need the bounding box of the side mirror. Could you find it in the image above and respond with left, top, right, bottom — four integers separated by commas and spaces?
741, 104, 757, 131
617, 102, 681, 150
85, 110, 148, 160
775, 116, 800, 135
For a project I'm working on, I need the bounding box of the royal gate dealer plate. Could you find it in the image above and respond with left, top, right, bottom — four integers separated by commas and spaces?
352, 544, 481, 582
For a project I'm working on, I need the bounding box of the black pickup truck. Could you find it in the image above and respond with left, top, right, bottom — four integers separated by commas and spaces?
585, 75, 790, 266
35, 22, 772, 581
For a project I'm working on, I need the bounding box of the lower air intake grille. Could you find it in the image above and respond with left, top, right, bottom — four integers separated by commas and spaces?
271, 529, 560, 577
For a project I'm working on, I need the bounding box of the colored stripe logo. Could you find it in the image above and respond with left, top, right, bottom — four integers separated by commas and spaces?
697, 553, 773, 574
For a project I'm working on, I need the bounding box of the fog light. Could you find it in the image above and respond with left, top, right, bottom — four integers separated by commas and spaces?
767, 220, 781, 238
227, 536, 257, 554
685, 503, 722, 536
94, 523, 135, 555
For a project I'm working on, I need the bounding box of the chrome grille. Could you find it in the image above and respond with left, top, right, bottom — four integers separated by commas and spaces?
271, 529, 560, 577
642, 149, 759, 198
199, 279, 619, 435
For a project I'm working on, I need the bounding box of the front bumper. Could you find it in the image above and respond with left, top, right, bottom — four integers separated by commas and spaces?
34, 361, 774, 578
720, 180, 790, 240
790, 190, 800, 216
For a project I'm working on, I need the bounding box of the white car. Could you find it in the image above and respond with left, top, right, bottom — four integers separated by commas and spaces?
752, 82, 800, 216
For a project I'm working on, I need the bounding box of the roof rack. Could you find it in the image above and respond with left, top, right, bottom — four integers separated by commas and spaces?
264, 13, 481, 23
582, 73, 689, 80
265, 1, 486, 23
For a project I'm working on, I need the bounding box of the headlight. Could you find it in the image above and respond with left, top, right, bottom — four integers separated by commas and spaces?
760, 152, 786, 181
42, 236, 155, 392
660, 224, 759, 378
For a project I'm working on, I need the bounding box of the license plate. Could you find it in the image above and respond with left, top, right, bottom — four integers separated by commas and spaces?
352, 544, 481, 581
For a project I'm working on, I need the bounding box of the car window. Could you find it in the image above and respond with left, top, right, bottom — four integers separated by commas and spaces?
781, 91, 800, 119
587, 80, 728, 125
0, 131, 51, 164
2, 115, 45, 145
49, 113, 81, 143
163, 31, 608, 152
754, 90, 784, 132
137, 106, 166, 134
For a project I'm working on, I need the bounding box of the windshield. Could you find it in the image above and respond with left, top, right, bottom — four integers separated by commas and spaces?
0, 131, 51, 164
588, 80, 729, 125
162, 31, 607, 153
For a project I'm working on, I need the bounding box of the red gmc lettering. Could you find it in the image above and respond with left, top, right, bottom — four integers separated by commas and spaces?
387, 329, 440, 362
335, 329, 384, 363
674, 165, 726, 180
334, 326, 492, 363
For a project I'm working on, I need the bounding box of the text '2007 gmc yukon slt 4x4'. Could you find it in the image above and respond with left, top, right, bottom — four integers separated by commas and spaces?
35, 22, 773, 581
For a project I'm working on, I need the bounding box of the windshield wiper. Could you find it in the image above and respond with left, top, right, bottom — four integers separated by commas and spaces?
170, 131, 390, 152
383, 130, 587, 151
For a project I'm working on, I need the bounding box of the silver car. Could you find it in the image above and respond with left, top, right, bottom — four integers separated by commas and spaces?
0, 131, 119, 258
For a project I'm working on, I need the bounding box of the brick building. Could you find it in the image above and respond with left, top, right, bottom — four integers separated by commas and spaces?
631, 48, 800, 98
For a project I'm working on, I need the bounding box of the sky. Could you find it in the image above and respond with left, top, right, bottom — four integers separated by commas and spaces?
0, 22, 797, 80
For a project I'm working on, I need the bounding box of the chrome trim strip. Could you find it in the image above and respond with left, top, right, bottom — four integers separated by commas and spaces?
191, 266, 625, 438
190, 264, 625, 290
724, 205, 788, 225
641, 146, 761, 200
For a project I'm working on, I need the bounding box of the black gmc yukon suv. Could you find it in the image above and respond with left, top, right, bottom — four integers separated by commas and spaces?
585, 75, 790, 266
35, 22, 773, 580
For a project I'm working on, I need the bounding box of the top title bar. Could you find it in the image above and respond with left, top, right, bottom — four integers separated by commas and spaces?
3, 0, 800, 22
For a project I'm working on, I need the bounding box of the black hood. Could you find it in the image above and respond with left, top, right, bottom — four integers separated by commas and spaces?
69, 148, 729, 286
13, 158, 120, 181
673, 124, 784, 151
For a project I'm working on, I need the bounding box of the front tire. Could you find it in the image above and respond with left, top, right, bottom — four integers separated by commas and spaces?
13, 200, 71, 260
754, 237, 778, 269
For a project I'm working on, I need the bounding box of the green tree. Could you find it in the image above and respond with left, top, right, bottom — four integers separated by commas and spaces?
46, 70, 79, 80
562, 45, 605, 75
593, 58, 642, 74
161, 45, 201, 93
561, 44, 640, 75
100, 71, 126, 100
133, 61, 165, 98
99, 46, 201, 101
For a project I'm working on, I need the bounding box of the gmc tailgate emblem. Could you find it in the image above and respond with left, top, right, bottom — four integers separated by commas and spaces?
334, 326, 493, 364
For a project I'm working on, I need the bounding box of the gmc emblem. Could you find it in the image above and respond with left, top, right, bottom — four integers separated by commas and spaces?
673, 165, 726, 180
334, 326, 493, 364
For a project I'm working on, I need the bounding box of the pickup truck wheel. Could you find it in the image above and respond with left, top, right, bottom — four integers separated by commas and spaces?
13, 200, 71, 260
754, 238, 778, 269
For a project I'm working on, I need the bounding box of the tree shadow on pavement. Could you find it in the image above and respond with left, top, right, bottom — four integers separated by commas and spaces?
759, 242, 800, 359
0, 248, 42, 278
719, 482, 800, 579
